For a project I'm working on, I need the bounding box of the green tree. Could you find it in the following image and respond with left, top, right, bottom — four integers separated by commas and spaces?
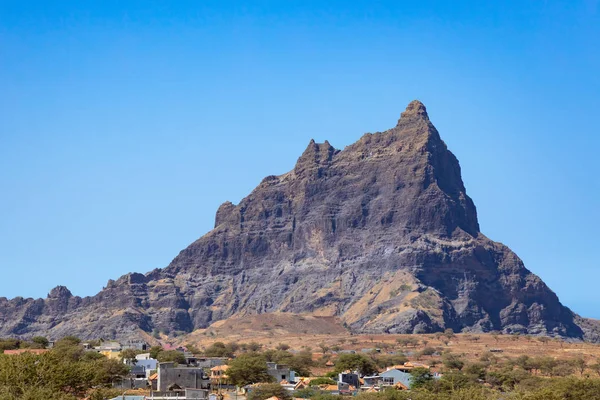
309, 377, 336, 386
410, 367, 433, 389
149, 345, 163, 359
247, 383, 292, 400
31, 336, 50, 349
0, 338, 20, 351
294, 387, 320, 399
205, 342, 234, 357
442, 353, 464, 371
120, 348, 138, 364
185, 343, 202, 354
156, 350, 186, 364
55, 336, 81, 347
334, 354, 378, 376
247, 342, 263, 352
227, 353, 273, 387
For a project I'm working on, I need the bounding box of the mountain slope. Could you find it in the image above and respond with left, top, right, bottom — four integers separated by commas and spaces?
0, 101, 594, 340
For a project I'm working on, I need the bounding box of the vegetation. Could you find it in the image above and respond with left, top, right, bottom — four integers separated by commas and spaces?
204, 341, 238, 357
308, 377, 336, 386
227, 353, 274, 386
156, 350, 186, 364
333, 353, 379, 376
247, 383, 292, 400
0, 337, 128, 399
3, 332, 600, 399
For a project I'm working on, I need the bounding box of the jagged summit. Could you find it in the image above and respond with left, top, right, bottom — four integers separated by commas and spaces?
48, 286, 72, 299
400, 99, 429, 120
0, 101, 595, 341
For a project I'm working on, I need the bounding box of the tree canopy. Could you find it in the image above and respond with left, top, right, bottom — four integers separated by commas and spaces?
227, 353, 273, 387
334, 354, 379, 376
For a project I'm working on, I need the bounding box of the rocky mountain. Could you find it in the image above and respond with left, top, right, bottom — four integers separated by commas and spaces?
1, 101, 596, 341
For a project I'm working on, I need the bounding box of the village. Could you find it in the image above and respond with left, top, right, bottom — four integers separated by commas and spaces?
0, 333, 448, 400
4, 331, 600, 400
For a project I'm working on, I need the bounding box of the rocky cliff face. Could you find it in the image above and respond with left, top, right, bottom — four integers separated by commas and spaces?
0, 101, 594, 340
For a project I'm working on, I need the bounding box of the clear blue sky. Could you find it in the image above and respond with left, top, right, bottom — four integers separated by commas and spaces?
1, 1, 599, 318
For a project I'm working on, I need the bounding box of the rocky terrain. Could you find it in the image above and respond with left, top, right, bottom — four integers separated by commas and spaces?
1, 100, 596, 341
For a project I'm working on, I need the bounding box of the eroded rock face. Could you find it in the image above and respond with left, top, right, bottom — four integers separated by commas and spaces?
0, 101, 593, 340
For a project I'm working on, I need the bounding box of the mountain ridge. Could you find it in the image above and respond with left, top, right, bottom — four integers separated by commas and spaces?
1, 100, 597, 342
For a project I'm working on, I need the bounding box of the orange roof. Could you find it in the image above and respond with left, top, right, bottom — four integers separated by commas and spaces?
395, 381, 409, 390
321, 385, 338, 391
211, 365, 230, 371
388, 362, 430, 371
294, 381, 308, 390
148, 373, 158, 381
404, 361, 430, 368
325, 360, 334, 366
3, 349, 49, 355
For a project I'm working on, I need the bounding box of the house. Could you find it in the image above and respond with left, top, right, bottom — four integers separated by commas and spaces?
113, 365, 149, 390
121, 339, 148, 351
128, 353, 158, 378
293, 379, 309, 390
337, 381, 358, 395
95, 341, 122, 359
157, 362, 211, 392
122, 357, 157, 379
338, 372, 360, 389
362, 375, 381, 388
210, 365, 230, 386
267, 362, 295, 383
109, 388, 208, 399
149, 372, 158, 390
320, 384, 339, 394
379, 367, 412, 389
362, 362, 432, 390
196, 357, 228, 369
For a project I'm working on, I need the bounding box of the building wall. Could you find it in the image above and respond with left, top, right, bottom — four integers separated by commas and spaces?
268, 367, 291, 382
380, 369, 412, 388
100, 350, 121, 359
158, 363, 210, 392
339, 373, 360, 388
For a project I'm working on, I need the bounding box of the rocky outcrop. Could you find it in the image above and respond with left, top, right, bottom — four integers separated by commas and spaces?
0, 100, 596, 340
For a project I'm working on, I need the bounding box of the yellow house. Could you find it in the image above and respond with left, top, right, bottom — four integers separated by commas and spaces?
99, 349, 121, 359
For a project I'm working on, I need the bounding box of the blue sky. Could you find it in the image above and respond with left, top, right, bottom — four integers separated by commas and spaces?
1, 1, 599, 317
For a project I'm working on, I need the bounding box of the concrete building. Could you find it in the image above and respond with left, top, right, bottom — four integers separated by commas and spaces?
196, 357, 228, 369
157, 362, 211, 392
121, 339, 149, 351
338, 372, 360, 389
267, 362, 295, 383
131, 353, 158, 378
379, 368, 411, 389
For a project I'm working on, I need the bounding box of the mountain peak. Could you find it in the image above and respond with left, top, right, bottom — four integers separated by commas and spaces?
399, 100, 429, 122
0, 102, 592, 342
48, 286, 72, 299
